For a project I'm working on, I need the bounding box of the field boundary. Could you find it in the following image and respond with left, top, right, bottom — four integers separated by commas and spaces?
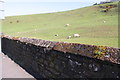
1, 35, 120, 78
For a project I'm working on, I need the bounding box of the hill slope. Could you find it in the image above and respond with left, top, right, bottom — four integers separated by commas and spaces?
2, 2, 119, 48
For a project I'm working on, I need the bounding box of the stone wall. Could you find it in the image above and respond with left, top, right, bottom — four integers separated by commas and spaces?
1, 35, 120, 78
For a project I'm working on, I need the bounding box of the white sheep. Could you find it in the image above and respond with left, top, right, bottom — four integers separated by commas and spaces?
103, 20, 106, 23
73, 34, 80, 38
67, 36, 72, 39
65, 24, 70, 27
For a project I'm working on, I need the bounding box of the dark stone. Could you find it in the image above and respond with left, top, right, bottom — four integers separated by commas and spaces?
46, 67, 60, 76
1, 37, 120, 79
49, 62, 54, 68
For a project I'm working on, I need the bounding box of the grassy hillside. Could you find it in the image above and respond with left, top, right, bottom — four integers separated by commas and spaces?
2, 2, 119, 48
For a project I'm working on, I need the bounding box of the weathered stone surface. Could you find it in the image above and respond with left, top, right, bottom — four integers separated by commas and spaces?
1, 35, 120, 78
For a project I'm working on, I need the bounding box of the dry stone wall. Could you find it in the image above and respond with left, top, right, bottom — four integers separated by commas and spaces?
1, 35, 120, 78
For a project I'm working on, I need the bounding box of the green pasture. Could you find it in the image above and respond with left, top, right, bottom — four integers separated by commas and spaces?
2, 2, 119, 48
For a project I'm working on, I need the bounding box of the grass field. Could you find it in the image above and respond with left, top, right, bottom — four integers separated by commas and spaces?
2, 2, 119, 48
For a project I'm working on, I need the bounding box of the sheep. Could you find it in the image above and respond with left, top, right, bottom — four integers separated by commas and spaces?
55, 34, 58, 37
65, 24, 70, 27
103, 20, 106, 23
67, 36, 72, 39
73, 34, 80, 38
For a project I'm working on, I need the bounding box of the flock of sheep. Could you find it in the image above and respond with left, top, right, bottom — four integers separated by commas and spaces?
67, 34, 80, 39
65, 24, 80, 39
8, 22, 81, 39
55, 24, 80, 39
55, 33, 80, 39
